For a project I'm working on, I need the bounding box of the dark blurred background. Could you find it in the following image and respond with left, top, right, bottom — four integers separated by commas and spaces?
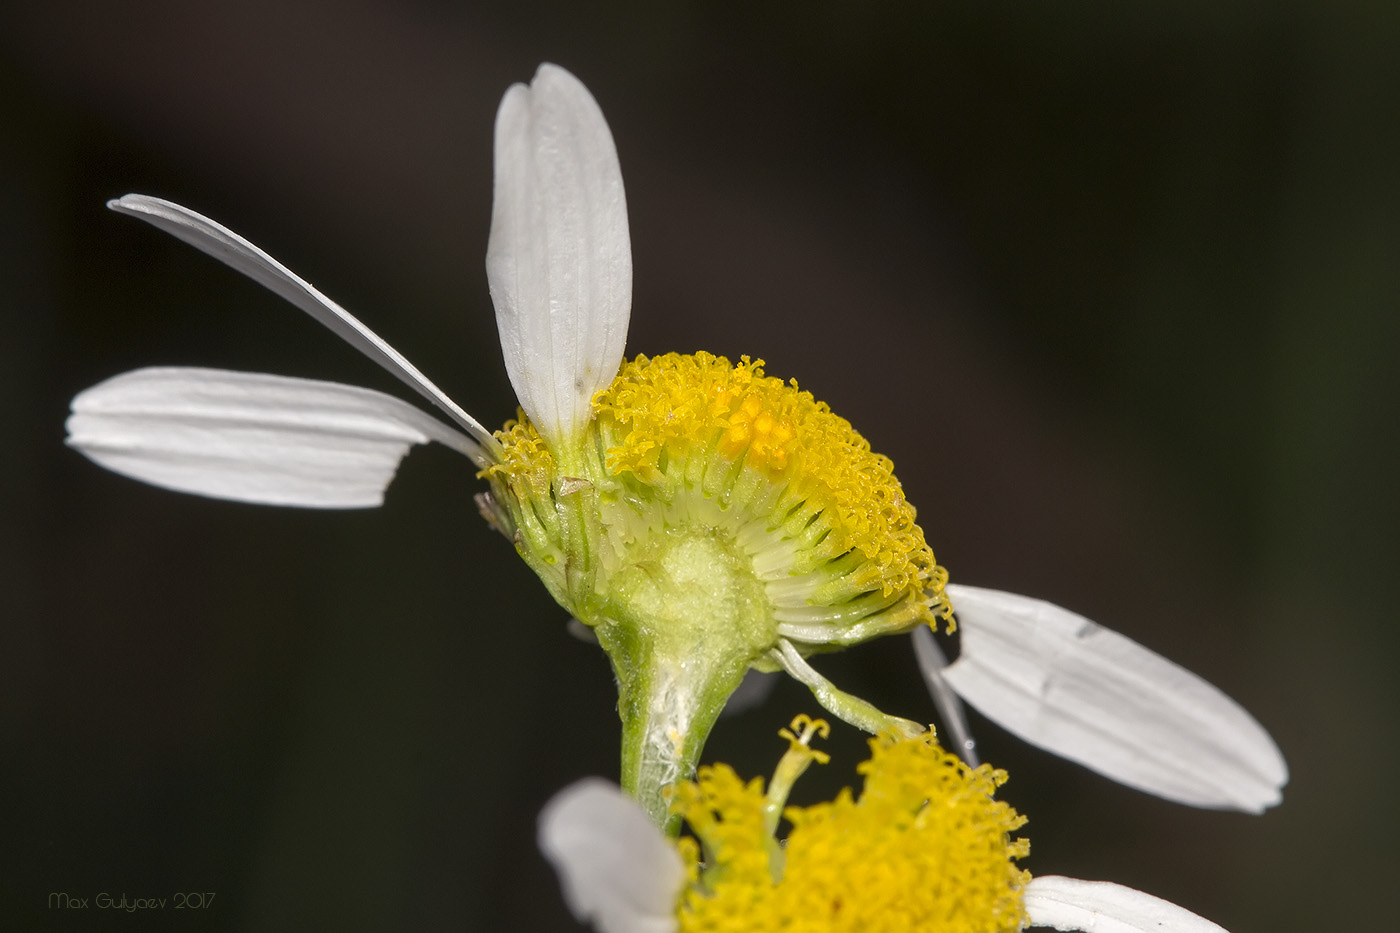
3, 2, 1396, 930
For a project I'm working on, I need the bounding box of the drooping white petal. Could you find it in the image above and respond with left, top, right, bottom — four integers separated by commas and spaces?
486, 63, 632, 448
67, 367, 481, 508
941, 584, 1287, 813
538, 779, 683, 933
911, 626, 980, 765
106, 194, 501, 458
1023, 876, 1229, 933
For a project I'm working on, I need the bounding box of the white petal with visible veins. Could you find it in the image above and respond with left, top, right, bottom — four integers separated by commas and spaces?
486, 63, 632, 448
67, 367, 479, 508
1024, 876, 1229, 933
941, 584, 1287, 812
106, 194, 500, 456
538, 779, 682, 933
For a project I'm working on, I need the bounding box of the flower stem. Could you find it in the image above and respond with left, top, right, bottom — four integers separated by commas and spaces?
599, 621, 749, 834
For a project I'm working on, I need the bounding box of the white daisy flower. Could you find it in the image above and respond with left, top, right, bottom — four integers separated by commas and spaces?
539, 719, 1237, 933
67, 64, 1285, 827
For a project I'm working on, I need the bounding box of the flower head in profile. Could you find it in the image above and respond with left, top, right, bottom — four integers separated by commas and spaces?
66, 64, 1285, 827
540, 718, 1235, 933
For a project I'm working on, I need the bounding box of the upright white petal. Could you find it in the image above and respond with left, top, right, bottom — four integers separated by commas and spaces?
107, 194, 501, 457
538, 779, 683, 933
941, 584, 1287, 813
486, 63, 632, 448
1023, 876, 1229, 933
67, 367, 480, 508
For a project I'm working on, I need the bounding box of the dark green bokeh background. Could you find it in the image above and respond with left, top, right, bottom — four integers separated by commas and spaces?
3, 2, 1396, 930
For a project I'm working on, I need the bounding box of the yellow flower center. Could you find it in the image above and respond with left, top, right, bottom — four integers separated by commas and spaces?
670, 718, 1031, 933
593, 353, 941, 602
487, 352, 950, 637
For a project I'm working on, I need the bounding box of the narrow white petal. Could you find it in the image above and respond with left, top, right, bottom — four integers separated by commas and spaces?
486, 63, 632, 447
67, 367, 480, 508
566, 617, 599, 643
538, 779, 682, 933
722, 668, 779, 716
1024, 876, 1229, 933
912, 626, 980, 765
107, 193, 501, 458
941, 584, 1287, 812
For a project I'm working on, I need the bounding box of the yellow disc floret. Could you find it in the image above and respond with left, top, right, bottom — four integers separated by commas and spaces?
485, 352, 951, 646
592, 353, 943, 603
671, 720, 1031, 933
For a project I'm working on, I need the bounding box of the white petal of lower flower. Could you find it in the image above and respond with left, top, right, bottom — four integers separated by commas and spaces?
941, 584, 1287, 813
538, 778, 683, 933
107, 194, 501, 456
486, 63, 632, 448
67, 367, 480, 508
1023, 876, 1229, 933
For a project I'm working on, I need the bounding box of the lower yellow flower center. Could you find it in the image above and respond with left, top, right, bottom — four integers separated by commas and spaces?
670, 718, 1031, 933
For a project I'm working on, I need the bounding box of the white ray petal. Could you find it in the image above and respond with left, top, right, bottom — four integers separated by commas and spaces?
1023, 876, 1229, 933
538, 779, 682, 933
912, 626, 980, 765
486, 63, 632, 448
941, 584, 1287, 812
106, 193, 501, 458
67, 367, 480, 508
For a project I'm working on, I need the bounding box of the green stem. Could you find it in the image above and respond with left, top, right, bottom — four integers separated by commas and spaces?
771, 639, 924, 738
589, 525, 779, 833
601, 622, 749, 834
